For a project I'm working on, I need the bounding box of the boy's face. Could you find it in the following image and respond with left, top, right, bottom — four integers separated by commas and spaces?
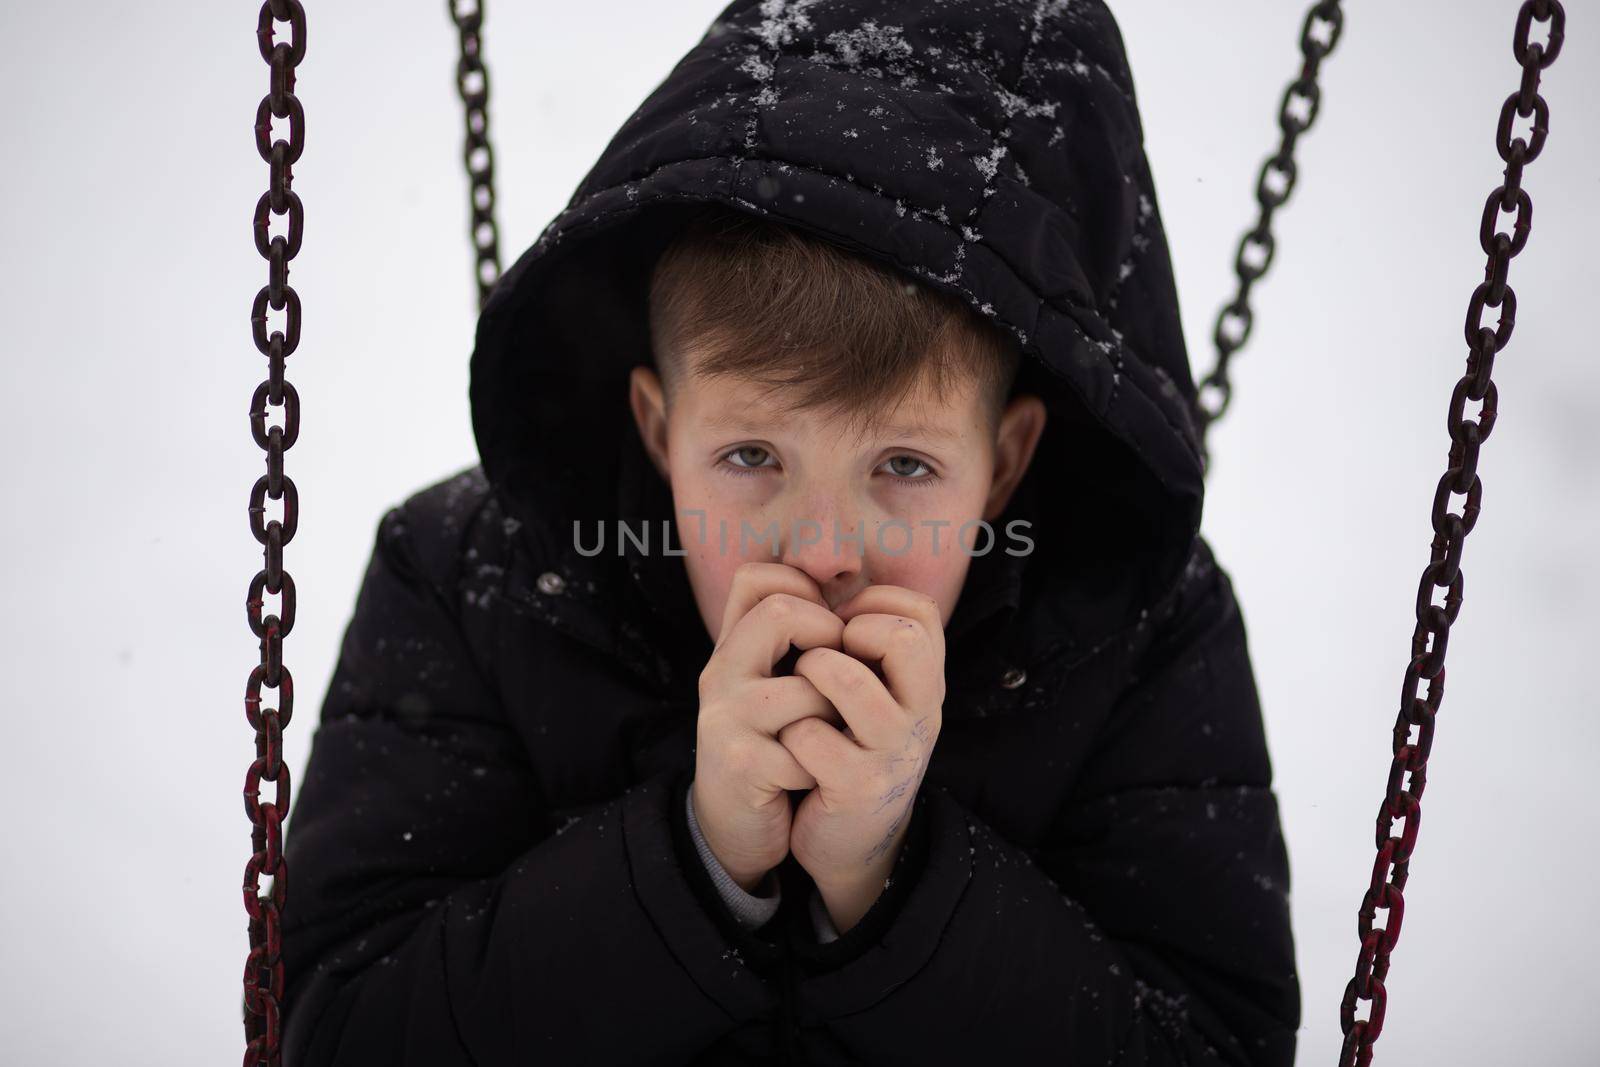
627, 356, 1047, 641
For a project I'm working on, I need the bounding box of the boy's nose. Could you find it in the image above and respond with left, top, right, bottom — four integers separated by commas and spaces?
777, 506, 865, 593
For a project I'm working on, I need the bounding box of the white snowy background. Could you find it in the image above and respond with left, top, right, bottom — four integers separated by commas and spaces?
1, 1, 1594, 1063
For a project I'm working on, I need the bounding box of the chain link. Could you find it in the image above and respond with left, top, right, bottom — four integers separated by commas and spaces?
1192, 1, 1345, 475
243, 2, 305, 1063
1336, 4, 1564, 1064
448, 0, 503, 309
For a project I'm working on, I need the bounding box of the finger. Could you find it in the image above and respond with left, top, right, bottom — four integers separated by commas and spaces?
832, 584, 945, 659
738, 675, 846, 737
840, 612, 944, 715
717, 562, 829, 648
748, 730, 820, 793
709, 592, 846, 686
791, 646, 902, 751
776, 715, 861, 789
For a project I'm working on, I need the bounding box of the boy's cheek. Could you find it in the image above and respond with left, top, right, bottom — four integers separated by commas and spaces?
681, 532, 797, 638
871, 551, 968, 631
684, 542, 742, 638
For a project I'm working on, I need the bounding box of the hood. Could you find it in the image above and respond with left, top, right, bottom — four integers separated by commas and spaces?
469, 0, 1205, 683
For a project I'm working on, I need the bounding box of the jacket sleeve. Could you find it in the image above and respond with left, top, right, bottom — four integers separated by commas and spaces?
782, 539, 1301, 1066
279, 502, 781, 1066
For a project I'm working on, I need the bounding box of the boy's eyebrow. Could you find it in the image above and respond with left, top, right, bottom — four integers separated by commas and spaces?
703, 410, 963, 443
875, 421, 965, 443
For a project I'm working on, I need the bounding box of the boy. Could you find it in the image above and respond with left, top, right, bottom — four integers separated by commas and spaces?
281, 2, 1299, 1064
634, 205, 1047, 944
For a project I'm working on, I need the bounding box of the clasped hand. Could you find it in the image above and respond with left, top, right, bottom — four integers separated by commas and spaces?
691, 561, 946, 934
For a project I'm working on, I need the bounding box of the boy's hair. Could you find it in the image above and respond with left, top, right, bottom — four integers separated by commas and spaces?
646, 204, 1022, 440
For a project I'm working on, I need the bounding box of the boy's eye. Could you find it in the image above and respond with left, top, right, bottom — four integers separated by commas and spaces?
883, 455, 933, 480
720, 447, 937, 484
722, 445, 776, 473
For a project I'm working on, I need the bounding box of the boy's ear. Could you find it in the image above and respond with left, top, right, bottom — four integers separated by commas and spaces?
983, 393, 1047, 523
628, 365, 672, 482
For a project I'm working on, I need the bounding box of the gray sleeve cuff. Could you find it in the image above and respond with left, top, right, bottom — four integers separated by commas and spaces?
684, 783, 781, 930
683, 782, 843, 942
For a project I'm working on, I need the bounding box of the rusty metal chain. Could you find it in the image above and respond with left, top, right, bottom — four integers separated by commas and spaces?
243, 1, 305, 1063
448, 0, 503, 309
1192, 1, 1344, 475
1336, 4, 1564, 1064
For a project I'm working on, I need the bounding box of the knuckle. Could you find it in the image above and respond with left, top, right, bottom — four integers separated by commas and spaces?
837, 664, 869, 694
696, 661, 720, 700
780, 715, 820, 747
733, 560, 767, 580
888, 621, 923, 651
760, 592, 797, 624
695, 696, 727, 737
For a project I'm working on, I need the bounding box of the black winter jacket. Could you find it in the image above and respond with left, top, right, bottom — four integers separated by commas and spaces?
280, 1, 1300, 1063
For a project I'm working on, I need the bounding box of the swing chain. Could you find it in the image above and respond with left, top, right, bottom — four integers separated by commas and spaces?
244, 2, 306, 1064
1192, 0, 1345, 475
449, 0, 504, 310
1337, 4, 1564, 1065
